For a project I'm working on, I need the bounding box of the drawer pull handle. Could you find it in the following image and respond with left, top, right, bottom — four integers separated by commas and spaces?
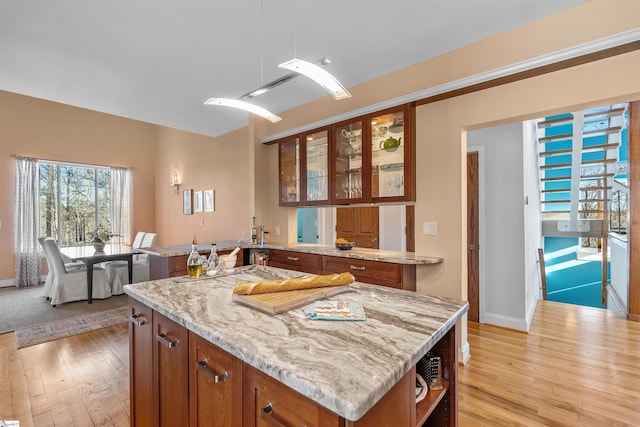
350, 265, 366, 271
260, 402, 289, 427
287, 256, 299, 261
129, 313, 147, 326
156, 332, 180, 348
196, 359, 228, 383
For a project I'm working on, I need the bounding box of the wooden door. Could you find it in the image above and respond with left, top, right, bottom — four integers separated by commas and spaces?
467, 152, 480, 322
336, 206, 379, 249
129, 298, 154, 427
153, 311, 189, 426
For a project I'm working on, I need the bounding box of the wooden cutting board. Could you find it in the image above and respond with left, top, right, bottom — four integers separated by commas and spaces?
232, 285, 352, 315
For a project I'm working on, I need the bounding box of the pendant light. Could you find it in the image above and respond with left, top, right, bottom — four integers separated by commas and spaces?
278, 0, 351, 100
204, 0, 282, 123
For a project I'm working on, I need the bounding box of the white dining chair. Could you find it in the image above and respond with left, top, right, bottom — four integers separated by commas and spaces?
105, 232, 157, 294
38, 236, 85, 301
41, 237, 112, 306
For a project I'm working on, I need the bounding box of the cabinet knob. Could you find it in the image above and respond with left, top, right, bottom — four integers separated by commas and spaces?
156, 332, 180, 348
129, 313, 147, 326
196, 359, 228, 383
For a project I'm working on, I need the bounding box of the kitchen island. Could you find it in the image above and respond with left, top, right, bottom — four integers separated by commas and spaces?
124, 265, 467, 426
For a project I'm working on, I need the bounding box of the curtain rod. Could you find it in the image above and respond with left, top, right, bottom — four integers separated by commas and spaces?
9, 154, 133, 170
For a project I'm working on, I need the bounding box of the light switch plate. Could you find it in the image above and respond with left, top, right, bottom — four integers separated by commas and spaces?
423, 222, 438, 235
275, 226, 281, 236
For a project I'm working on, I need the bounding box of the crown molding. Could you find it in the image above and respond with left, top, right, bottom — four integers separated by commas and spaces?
261, 28, 640, 144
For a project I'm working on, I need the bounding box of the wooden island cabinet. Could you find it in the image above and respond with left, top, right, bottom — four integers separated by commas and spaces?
126, 266, 466, 427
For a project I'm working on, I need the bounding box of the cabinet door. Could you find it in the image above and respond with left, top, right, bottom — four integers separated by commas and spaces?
129, 298, 154, 427
279, 136, 301, 206
304, 128, 330, 205
333, 119, 365, 204
369, 105, 413, 203
189, 333, 242, 427
243, 365, 341, 427
153, 312, 189, 426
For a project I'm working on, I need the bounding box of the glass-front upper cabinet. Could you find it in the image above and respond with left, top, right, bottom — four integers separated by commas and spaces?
333, 119, 365, 204
304, 128, 330, 205
279, 136, 300, 206
369, 104, 412, 203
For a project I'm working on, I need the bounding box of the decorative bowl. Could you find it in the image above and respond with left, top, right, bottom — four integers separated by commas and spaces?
335, 242, 356, 250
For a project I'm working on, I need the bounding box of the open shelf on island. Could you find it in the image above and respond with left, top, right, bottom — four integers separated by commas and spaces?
416, 378, 450, 426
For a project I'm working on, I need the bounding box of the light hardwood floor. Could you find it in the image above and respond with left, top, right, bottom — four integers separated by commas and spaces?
1, 300, 638, 426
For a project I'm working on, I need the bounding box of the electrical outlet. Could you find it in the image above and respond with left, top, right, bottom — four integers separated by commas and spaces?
423, 222, 437, 235
200, 218, 204, 226
275, 226, 280, 236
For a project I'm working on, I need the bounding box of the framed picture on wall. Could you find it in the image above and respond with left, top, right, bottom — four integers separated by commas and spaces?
194, 190, 203, 212
204, 190, 215, 212
183, 189, 192, 215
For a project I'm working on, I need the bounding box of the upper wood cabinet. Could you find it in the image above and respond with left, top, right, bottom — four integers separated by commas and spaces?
277, 103, 415, 207
279, 136, 301, 206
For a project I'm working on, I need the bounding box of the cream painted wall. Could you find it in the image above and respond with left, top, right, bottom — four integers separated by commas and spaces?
0, 90, 157, 282
154, 125, 253, 246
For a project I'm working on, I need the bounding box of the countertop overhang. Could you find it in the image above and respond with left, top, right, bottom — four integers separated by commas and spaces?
124, 265, 467, 421
139, 240, 444, 265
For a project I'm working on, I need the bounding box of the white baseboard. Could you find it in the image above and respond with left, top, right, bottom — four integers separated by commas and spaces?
459, 340, 471, 365
483, 312, 528, 332
0, 278, 16, 288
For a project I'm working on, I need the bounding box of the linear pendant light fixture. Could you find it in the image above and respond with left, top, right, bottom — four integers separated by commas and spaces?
279, 58, 351, 100
204, 98, 282, 123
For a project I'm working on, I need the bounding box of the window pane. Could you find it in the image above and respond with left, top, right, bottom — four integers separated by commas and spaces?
97, 168, 111, 232
39, 164, 59, 240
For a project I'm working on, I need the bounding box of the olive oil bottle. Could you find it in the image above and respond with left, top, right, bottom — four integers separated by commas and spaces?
187, 236, 201, 278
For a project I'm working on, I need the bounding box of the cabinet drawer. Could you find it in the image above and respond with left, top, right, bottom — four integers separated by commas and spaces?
243, 365, 340, 427
323, 256, 402, 287
270, 250, 322, 273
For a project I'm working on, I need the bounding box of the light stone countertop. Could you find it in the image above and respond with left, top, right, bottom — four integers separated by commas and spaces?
139, 240, 444, 265
124, 265, 467, 421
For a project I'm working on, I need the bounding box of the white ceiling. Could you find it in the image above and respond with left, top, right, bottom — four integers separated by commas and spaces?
0, 0, 585, 138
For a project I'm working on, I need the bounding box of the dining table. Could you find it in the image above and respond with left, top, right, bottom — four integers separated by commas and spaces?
60, 244, 137, 303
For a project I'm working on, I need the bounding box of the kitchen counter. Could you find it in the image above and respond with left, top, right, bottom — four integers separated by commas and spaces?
124, 265, 467, 421
140, 240, 443, 265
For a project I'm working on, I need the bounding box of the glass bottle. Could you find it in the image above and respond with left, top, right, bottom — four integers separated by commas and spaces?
251, 216, 258, 244
206, 243, 220, 276
187, 236, 201, 279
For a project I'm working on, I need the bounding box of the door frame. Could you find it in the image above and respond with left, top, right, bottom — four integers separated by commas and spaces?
467, 145, 487, 323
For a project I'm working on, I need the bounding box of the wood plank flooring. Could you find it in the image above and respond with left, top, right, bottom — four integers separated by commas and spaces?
1, 300, 638, 426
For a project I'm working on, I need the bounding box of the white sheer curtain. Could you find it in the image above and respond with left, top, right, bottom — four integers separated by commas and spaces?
14, 156, 41, 286
110, 167, 133, 245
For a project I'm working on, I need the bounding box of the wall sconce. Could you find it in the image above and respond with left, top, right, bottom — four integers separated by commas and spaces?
171, 171, 181, 194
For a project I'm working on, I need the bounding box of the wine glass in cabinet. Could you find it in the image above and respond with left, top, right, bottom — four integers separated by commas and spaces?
279, 136, 300, 206
304, 128, 330, 205
369, 105, 413, 203
333, 119, 365, 204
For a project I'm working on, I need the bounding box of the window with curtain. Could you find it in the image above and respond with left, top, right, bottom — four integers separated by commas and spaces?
15, 158, 132, 286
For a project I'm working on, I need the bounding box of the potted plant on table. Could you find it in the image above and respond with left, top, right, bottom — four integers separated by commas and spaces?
88, 226, 118, 250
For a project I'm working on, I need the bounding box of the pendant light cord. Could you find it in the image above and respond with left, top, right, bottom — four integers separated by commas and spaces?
293, 0, 297, 58
260, 0, 264, 86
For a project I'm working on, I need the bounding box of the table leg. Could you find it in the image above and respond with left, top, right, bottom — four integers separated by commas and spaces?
128, 255, 133, 284
87, 262, 94, 304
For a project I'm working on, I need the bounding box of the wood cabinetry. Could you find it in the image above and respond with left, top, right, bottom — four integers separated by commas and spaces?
128, 297, 154, 427
189, 333, 242, 427
269, 249, 416, 291
153, 311, 190, 426
277, 103, 415, 207
243, 365, 341, 427
269, 249, 323, 274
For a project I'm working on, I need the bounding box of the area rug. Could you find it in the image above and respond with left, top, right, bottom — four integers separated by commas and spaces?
15, 306, 129, 348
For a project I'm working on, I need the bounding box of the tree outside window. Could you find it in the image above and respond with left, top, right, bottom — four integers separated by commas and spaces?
38, 163, 111, 247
